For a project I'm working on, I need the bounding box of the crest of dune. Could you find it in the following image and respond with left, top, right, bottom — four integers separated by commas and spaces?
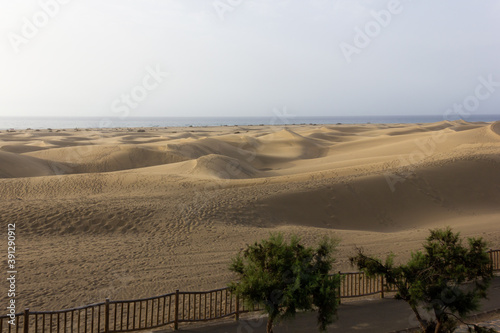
489, 120, 500, 136
189, 154, 259, 179
25, 145, 188, 173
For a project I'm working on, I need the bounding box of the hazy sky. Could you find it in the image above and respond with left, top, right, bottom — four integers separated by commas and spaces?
1, 0, 499, 118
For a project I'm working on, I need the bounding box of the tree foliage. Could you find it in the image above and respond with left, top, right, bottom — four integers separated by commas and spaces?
350, 227, 494, 333
229, 233, 340, 333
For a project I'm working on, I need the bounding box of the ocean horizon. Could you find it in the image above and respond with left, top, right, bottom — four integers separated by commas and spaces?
1, 114, 499, 130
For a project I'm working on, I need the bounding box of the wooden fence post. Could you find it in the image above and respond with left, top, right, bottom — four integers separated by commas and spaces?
495, 251, 499, 271
105, 299, 110, 333
174, 290, 179, 330
338, 271, 342, 305
380, 275, 385, 299
489, 250, 493, 270
235, 295, 240, 321
23, 309, 29, 333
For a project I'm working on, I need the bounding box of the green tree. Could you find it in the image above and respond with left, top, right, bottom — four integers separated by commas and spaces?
350, 228, 494, 333
229, 233, 340, 333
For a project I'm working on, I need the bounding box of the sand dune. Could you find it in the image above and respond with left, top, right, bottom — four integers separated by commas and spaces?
1, 120, 499, 311
252, 156, 500, 231
0, 150, 71, 178
190, 154, 260, 179
489, 121, 500, 136
256, 128, 326, 159
25, 145, 188, 173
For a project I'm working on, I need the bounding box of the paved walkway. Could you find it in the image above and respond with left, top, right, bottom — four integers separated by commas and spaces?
455, 319, 500, 333
162, 276, 500, 333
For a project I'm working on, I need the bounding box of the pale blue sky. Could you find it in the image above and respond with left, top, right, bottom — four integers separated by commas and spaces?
1, 0, 499, 117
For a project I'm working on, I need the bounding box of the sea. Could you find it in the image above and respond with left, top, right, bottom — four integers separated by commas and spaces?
0, 115, 499, 130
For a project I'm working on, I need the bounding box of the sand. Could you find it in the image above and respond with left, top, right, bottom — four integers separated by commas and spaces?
1, 120, 499, 311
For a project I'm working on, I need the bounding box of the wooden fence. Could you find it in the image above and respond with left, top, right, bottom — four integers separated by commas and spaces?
2, 249, 499, 333
338, 271, 385, 300
490, 249, 500, 271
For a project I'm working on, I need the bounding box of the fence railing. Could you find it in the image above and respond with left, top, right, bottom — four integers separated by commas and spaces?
2, 249, 499, 333
338, 271, 385, 301
490, 249, 500, 271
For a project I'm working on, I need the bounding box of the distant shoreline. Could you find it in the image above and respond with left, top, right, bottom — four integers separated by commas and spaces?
1, 119, 499, 134
1, 115, 500, 130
